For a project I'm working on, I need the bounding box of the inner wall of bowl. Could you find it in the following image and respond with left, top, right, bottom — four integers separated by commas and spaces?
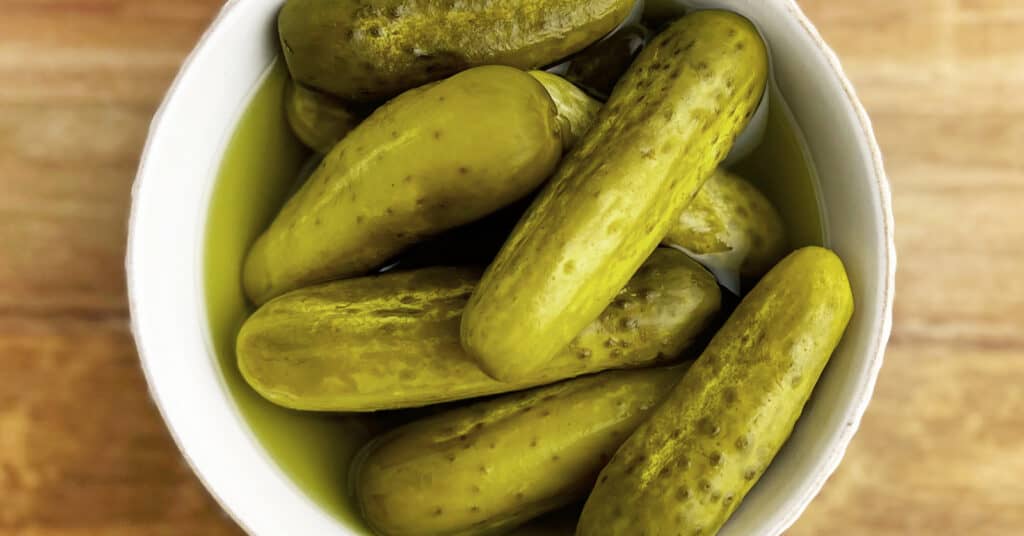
203, 1, 885, 535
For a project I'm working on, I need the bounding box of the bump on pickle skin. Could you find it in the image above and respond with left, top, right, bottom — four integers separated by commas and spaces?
243, 66, 562, 305
529, 71, 603, 151
284, 78, 364, 153
354, 365, 689, 536
664, 168, 788, 279
278, 0, 636, 102
576, 247, 855, 536
461, 11, 769, 382
237, 249, 720, 412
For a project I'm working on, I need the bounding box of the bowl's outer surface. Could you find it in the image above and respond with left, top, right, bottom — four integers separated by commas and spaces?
127, 0, 894, 534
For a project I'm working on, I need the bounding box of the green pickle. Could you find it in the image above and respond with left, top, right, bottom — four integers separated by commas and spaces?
353, 365, 688, 536
664, 168, 787, 280
462, 11, 769, 381
243, 66, 562, 305
529, 71, 602, 150
577, 247, 854, 536
565, 23, 650, 100
237, 249, 719, 411
278, 0, 636, 102
284, 79, 364, 153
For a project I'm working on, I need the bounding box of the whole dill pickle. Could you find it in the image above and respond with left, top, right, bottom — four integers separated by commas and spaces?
577, 247, 854, 536
354, 365, 688, 535
279, 0, 636, 102
243, 66, 561, 304
462, 11, 769, 381
238, 248, 719, 411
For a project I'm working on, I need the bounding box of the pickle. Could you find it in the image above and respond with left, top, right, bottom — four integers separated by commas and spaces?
565, 23, 650, 100
354, 365, 688, 536
664, 168, 787, 280
284, 79, 364, 153
577, 247, 855, 535
462, 11, 769, 381
243, 66, 562, 305
278, 0, 636, 102
529, 71, 602, 150
238, 248, 719, 411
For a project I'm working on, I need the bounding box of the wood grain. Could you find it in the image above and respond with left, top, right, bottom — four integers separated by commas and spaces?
1, 0, 1022, 534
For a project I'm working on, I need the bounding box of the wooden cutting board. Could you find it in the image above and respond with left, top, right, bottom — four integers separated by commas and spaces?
1, 1, 1021, 534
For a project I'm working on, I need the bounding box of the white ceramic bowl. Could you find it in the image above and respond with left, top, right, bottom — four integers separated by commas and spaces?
127, 1, 895, 534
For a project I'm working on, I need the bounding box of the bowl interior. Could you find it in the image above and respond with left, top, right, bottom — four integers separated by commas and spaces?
130, 0, 892, 535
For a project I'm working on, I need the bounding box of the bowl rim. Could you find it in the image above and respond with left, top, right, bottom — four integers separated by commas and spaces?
126, 1, 896, 534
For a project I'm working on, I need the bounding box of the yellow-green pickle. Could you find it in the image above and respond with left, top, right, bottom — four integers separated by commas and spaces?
462, 11, 769, 381
529, 71, 602, 150
564, 23, 650, 100
243, 65, 562, 304
353, 365, 689, 536
284, 79, 364, 153
237, 248, 719, 411
576, 247, 854, 536
664, 168, 787, 280
278, 0, 636, 102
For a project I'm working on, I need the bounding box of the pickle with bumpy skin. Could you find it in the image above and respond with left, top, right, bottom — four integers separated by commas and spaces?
238, 248, 719, 411
243, 66, 562, 305
664, 168, 787, 280
285, 79, 366, 153
577, 247, 854, 536
354, 365, 688, 536
278, 0, 636, 102
462, 11, 769, 381
529, 71, 602, 150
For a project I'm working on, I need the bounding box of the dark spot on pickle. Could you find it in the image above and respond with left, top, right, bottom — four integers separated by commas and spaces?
699, 479, 712, 492
433, 507, 443, 516
723, 387, 738, 403
744, 468, 757, 480
736, 435, 750, 450
699, 417, 721, 437
621, 318, 639, 329
458, 166, 469, 174
676, 487, 690, 501
709, 452, 723, 466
